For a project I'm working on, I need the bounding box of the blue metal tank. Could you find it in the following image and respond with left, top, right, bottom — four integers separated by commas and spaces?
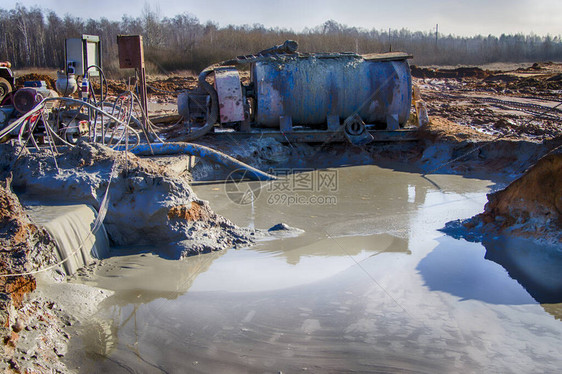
251, 52, 412, 128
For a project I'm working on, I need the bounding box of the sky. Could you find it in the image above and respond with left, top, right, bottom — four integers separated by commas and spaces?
3, 0, 562, 37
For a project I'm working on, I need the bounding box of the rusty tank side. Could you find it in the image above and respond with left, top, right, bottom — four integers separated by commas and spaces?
250, 52, 412, 128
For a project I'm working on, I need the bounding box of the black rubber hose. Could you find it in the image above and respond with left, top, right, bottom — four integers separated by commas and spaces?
183, 67, 220, 141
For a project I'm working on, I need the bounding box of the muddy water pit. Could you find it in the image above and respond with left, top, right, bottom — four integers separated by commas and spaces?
61, 165, 561, 373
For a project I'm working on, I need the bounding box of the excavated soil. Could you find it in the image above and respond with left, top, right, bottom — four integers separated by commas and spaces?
0, 180, 73, 373
411, 65, 491, 79
3, 142, 255, 255
418, 116, 496, 143
15, 74, 56, 90
415, 62, 562, 139
412, 62, 562, 95
467, 146, 562, 244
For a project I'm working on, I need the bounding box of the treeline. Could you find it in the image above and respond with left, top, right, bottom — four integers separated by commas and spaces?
1, 4, 561, 76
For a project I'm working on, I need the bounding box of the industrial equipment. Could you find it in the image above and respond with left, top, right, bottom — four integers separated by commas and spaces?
0, 61, 15, 103
178, 41, 413, 144
0, 33, 158, 149
13, 81, 58, 114
56, 71, 78, 97
117, 35, 149, 129
64, 35, 102, 76
1, 34, 123, 145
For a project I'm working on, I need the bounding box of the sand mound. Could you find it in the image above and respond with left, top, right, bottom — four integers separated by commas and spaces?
1, 142, 254, 257
411, 66, 490, 79
476, 145, 562, 243
0, 179, 74, 373
0, 181, 37, 307
15, 73, 56, 90
419, 116, 496, 143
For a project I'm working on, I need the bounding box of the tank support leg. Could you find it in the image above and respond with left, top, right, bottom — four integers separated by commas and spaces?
280, 115, 293, 133
327, 114, 340, 131
386, 114, 400, 130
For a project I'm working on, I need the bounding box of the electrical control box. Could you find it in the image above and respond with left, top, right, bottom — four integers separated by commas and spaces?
65, 35, 102, 76
117, 35, 145, 69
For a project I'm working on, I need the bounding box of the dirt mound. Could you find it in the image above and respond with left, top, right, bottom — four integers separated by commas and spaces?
147, 76, 198, 94
0, 181, 37, 307
88, 75, 197, 99
506, 76, 562, 91
411, 65, 490, 79
3, 142, 254, 256
15, 73, 56, 90
484, 74, 519, 83
0, 179, 73, 373
475, 145, 562, 243
418, 116, 495, 143
547, 73, 562, 82
0, 176, 61, 302
476, 62, 562, 94
526, 62, 557, 71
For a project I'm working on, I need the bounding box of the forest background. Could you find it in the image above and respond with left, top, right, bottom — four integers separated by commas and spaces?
1, 4, 561, 76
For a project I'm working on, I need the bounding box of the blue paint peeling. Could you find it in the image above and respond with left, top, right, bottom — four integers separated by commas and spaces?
252, 55, 412, 128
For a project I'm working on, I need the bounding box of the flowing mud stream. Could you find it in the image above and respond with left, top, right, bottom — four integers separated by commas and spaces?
64, 165, 561, 373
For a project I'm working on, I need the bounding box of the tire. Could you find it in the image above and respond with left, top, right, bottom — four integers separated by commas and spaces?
0, 77, 12, 103
65, 131, 80, 144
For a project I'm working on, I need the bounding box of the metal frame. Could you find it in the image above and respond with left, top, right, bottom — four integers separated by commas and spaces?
210, 128, 419, 143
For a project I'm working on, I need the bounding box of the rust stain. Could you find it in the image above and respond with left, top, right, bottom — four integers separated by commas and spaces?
168, 201, 208, 221
2, 276, 36, 309
0, 183, 39, 311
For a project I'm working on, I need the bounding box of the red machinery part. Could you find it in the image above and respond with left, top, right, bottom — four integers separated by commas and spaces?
13, 88, 44, 114
214, 67, 245, 124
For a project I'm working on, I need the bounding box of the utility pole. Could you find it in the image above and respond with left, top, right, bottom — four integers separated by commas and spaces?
435, 24, 439, 47
388, 27, 392, 52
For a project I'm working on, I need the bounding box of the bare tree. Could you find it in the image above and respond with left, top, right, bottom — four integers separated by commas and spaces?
0, 4, 560, 74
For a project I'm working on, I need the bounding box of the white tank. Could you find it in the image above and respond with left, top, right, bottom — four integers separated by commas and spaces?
55, 70, 78, 97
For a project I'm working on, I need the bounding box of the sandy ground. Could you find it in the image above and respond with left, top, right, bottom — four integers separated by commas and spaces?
412, 62, 562, 139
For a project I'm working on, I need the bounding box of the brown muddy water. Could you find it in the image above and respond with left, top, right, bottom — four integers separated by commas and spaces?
66, 165, 561, 373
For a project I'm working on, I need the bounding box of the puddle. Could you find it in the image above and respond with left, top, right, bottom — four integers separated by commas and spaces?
67, 165, 562, 373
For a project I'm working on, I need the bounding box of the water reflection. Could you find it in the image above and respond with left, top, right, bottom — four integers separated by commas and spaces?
482, 236, 562, 320
75, 250, 223, 359
68, 165, 562, 373
438, 220, 562, 318
255, 232, 410, 265
416, 236, 536, 305
482, 236, 562, 304
191, 233, 410, 293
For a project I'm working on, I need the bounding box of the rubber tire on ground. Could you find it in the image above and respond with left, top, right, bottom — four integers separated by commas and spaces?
65, 131, 80, 145
0, 77, 12, 103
